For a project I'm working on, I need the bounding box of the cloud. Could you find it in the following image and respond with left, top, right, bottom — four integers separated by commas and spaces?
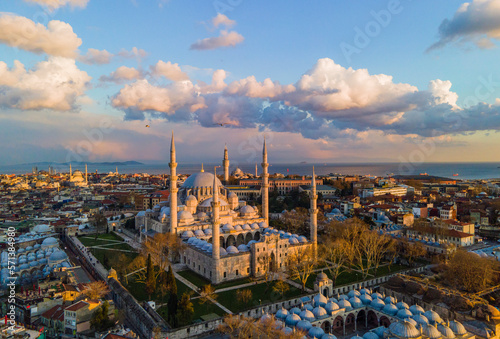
212, 13, 236, 29
190, 30, 244, 50
23, 0, 89, 10
99, 66, 142, 83
79, 48, 113, 64
117, 47, 148, 60
0, 13, 82, 58
110, 57, 500, 140
0, 57, 91, 111
151, 60, 189, 81
428, 0, 500, 51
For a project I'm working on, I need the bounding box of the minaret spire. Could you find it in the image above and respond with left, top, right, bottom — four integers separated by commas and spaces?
223, 144, 229, 183
69, 163, 72, 177
310, 167, 318, 258
201, 163, 204, 172
169, 131, 178, 234
261, 137, 269, 224
85, 164, 88, 184
212, 167, 221, 282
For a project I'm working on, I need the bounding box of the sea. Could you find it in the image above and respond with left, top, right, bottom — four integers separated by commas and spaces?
1, 162, 500, 180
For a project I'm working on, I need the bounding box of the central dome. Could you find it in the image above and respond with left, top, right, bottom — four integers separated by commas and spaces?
182, 171, 223, 188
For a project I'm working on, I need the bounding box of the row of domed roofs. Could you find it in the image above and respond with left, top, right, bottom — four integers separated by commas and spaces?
186, 237, 257, 255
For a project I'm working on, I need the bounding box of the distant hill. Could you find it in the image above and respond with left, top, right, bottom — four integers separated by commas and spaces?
20, 161, 144, 166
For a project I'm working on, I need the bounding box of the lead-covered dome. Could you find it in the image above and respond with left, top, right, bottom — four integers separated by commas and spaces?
182, 171, 222, 188
388, 321, 421, 339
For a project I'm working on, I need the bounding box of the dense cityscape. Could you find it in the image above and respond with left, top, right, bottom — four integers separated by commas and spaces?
3, 0, 500, 338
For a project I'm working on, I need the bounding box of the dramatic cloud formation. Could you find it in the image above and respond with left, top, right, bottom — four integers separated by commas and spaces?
0, 57, 91, 111
100, 66, 142, 83
212, 13, 235, 28
0, 13, 82, 58
190, 30, 244, 50
111, 57, 500, 140
79, 48, 113, 64
23, 0, 89, 10
151, 61, 189, 81
428, 0, 500, 51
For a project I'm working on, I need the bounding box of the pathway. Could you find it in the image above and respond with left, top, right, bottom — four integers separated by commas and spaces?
71, 236, 109, 279
285, 279, 314, 293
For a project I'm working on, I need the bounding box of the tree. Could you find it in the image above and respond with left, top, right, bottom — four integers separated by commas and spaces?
167, 266, 178, 326
157, 270, 169, 303
145, 254, 156, 300
199, 284, 218, 312
321, 239, 350, 285
141, 233, 184, 278
218, 314, 306, 338
272, 275, 289, 299
92, 213, 108, 240
287, 246, 317, 292
405, 241, 427, 265
176, 292, 194, 326
236, 289, 253, 306
109, 253, 130, 285
82, 281, 110, 300
90, 301, 113, 331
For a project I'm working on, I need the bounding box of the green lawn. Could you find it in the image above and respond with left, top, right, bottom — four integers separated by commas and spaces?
177, 270, 211, 288
78, 232, 124, 247
217, 281, 305, 312
124, 276, 192, 303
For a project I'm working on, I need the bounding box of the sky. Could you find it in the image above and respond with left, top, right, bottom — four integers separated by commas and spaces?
2, 0, 500, 166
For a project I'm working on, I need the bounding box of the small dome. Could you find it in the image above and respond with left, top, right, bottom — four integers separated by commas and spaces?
204, 228, 212, 235
360, 288, 372, 295
325, 301, 339, 313
304, 304, 314, 311
410, 304, 425, 315
186, 195, 197, 202
338, 294, 348, 301
313, 306, 327, 318
388, 321, 421, 339
289, 237, 299, 245
322, 334, 337, 339
384, 296, 396, 304
317, 272, 328, 282
309, 326, 325, 339
363, 332, 379, 339
226, 246, 239, 254
25, 246, 34, 251
242, 224, 251, 230
360, 294, 373, 305
383, 303, 399, 316
397, 309, 413, 319
33, 224, 51, 233
259, 221, 268, 228
219, 247, 227, 256
299, 309, 315, 322
298, 235, 308, 243
297, 320, 313, 332
313, 293, 328, 307
237, 244, 249, 252
449, 321, 466, 335
240, 206, 255, 215
349, 297, 363, 309
202, 243, 212, 252
195, 240, 207, 249
178, 210, 194, 221
348, 290, 361, 298
259, 313, 273, 323
412, 314, 429, 326
228, 192, 237, 199
234, 225, 243, 231
251, 223, 260, 229
338, 299, 352, 310
372, 292, 383, 299
222, 223, 234, 232
371, 298, 385, 310
422, 324, 443, 339
197, 211, 207, 218
397, 301, 410, 310
182, 230, 195, 238
437, 324, 456, 339
194, 229, 205, 237
187, 237, 197, 244
424, 310, 442, 324
290, 307, 301, 315
34, 244, 41, 249
285, 313, 301, 326
275, 307, 288, 320
41, 237, 58, 247
49, 250, 68, 262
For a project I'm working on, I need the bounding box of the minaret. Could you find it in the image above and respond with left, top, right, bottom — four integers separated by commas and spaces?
201, 163, 204, 172
261, 138, 269, 224
85, 164, 88, 184
212, 167, 221, 282
223, 145, 229, 183
69, 163, 72, 177
115, 166, 118, 175
310, 167, 318, 257
255, 163, 258, 177
169, 132, 178, 234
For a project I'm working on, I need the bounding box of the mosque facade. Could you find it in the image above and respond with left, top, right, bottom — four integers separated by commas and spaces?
135, 133, 317, 284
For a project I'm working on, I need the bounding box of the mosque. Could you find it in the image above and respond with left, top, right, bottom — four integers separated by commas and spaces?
67, 164, 88, 187
135, 133, 318, 284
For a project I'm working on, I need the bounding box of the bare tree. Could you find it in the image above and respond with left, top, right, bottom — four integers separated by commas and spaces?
287, 246, 317, 292
199, 285, 218, 312
82, 281, 110, 300
272, 274, 290, 298
236, 289, 253, 306
140, 233, 184, 278
321, 238, 351, 285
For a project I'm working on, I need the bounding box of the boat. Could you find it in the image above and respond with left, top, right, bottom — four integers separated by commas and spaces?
453, 173, 459, 176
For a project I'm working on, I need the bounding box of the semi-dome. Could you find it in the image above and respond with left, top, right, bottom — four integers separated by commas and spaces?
313, 293, 328, 307
424, 310, 442, 324
297, 320, 313, 332
299, 309, 315, 322
182, 171, 222, 188
383, 303, 399, 316
449, 321, 466, 335
312, 306, 327, 318
412, 314, 429, 326
308, 326, 325, 339
275, 307, 288, 320
437, 324, 456, 339
388, 321, 421, 338
325, 301, 339, 313
410, 304, 425, 315
226, 246, 239, 254
422, 324, 443, 339
285, 313, 301, 326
